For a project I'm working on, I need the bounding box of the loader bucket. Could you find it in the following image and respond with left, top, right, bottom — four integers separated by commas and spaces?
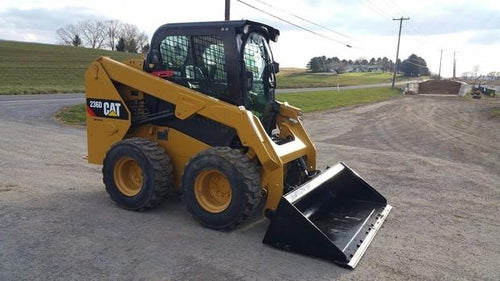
263, 162, 392, 269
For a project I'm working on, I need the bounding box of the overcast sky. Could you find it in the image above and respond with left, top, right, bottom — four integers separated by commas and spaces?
1, 0, 499, 77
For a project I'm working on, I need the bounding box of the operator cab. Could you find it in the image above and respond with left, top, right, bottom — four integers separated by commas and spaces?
144, 20, 280, 133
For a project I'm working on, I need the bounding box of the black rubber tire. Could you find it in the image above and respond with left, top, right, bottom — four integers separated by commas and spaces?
182, 147, 262, 230
103, 138, 173, 211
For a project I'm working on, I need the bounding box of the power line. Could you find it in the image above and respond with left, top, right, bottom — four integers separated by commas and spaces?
366, 0, 394, 18
383, 0, 406, 16
235, 0, 353, 48
365, 0, 442, 71
360, 0, 390, 19
361, 0, 432, 50
235, 0, 426, 68
405, 58, 429, 69
252, 0, 352, 39
362, 0, 435, 49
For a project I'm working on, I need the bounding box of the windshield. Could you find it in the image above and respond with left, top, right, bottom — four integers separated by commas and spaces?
243, 32, 276, 121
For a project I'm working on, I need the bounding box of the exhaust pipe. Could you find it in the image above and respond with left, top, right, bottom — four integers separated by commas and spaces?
263, 163, 392, 268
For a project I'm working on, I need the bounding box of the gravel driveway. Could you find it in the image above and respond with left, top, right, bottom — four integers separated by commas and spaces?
0, 94, 499, 280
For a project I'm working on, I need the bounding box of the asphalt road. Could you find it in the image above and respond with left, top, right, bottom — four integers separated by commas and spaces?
275, 79, 427, 93
0, 93, 499, 280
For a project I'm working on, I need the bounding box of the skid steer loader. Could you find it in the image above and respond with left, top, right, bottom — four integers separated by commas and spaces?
85, 20, 391, 268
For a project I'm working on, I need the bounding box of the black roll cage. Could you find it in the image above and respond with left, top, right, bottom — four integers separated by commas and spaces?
145, 20, 279, 107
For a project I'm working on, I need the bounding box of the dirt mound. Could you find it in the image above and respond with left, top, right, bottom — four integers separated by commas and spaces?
419, 80, 462, 95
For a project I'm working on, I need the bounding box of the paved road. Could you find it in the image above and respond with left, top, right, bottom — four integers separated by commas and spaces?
1, 94, 499, 280
276, 79, 427, 93
0, 78, 425, 107
0, 93, 84, 126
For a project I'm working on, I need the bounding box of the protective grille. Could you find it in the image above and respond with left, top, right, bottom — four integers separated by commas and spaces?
159, 35, 228, 99
194, 36, 227, 81
160, 35, 189, 70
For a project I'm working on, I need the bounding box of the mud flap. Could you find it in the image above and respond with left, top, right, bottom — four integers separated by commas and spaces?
263, 162, 392, 269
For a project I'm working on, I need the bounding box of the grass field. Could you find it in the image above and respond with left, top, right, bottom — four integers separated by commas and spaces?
56, 87, 399, 124
276, 87, 399, 112
277, 68, 417, 88
0, 40, 142, 95
1, 40, 424, 95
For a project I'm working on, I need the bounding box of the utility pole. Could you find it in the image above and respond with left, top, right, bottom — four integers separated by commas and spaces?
453, 51, 456, 80
391, 17, 410, 89
438, 49, 443, 80
225, 0, 231, 21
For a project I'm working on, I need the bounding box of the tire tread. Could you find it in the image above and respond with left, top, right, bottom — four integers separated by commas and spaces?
103, 137, 173, 211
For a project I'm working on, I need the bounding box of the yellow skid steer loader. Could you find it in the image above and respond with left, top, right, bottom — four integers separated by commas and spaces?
85, 20, 391, 268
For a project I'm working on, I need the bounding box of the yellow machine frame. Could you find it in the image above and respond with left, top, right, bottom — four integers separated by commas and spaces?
86, 56, 316, 210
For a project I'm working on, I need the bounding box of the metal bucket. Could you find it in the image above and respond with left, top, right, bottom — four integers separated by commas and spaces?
263, 162, 392, 269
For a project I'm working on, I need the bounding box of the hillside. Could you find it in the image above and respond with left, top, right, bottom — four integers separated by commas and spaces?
0, 40, 416, 95
0, 40, 143, 94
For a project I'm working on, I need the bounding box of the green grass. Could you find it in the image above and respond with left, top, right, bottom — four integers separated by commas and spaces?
0, 40, 143, 95
55, 87, 400, 125
54, 104, 86, 125
276, 87, 400, 112
0, 41, 420, 95
277, 68, 424, 89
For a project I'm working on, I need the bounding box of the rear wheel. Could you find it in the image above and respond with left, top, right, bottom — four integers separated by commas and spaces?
182, 147, 262, 230
103, 138, 173, 210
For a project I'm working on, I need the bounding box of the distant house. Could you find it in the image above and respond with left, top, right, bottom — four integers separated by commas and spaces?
351, 65, 383, 72
343, 66, 354, 73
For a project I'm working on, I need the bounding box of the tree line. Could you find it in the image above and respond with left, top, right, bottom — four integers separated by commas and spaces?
56, 19, 149, 53
307, 54, 429, 77
307, 56, 396, 73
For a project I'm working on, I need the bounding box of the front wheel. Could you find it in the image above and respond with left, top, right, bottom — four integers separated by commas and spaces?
182, 147, 262, 230
102, 138, 173, 211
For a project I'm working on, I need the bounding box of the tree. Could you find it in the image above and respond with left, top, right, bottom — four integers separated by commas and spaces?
381, 57, 389, 72
72, 35, 82, 47
142, 43, 150, 53
387, 59, 395, 72
79, 19, 106, 49
307, 57, 322, 72
400, 54, 429, 77
116, 37, 126, 52
487, 71, 500, 80
462, 72, 472, 79
56, 24, 79, 45
306, 56, 328, 72
126, 38, 137, 53
56, 19, 148, 52
104, 19, 122, 51
120, 23, 148, 53
472, 65, 480, 78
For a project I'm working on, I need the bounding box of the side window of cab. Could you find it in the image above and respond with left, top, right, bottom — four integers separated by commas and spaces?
159, 35, 189, 79
157, 35, 229, 100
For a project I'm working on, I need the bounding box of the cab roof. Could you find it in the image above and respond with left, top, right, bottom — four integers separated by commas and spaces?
154, 20, 280, 42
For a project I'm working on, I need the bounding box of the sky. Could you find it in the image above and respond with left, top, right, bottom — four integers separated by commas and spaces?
0, 0, 499, 77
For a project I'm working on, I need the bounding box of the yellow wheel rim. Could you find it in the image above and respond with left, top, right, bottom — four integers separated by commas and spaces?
194, 169, 232, 213
113, 157, 143, 197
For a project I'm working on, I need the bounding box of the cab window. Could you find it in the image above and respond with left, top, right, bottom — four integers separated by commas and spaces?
159, 35, 229, 100
244, 32, 274, 119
